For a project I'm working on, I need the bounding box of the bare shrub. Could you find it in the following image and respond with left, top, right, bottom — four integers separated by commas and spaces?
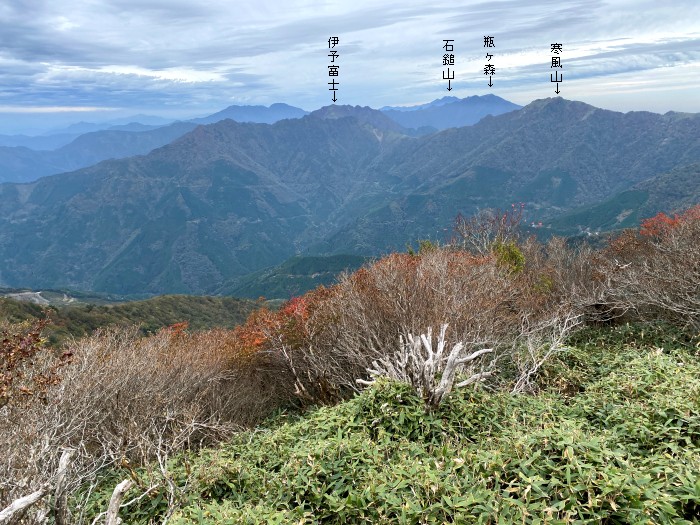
603, 205, 700, 330
452, 206, 606, 325
520, 236, 616, 325
452, 204, 524, 254
0, 325, 293, 523
289, 246, 580, 397
302, 250, 506, 391
509, 309, 582, 394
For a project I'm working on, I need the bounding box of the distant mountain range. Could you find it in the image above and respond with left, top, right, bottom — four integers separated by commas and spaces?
0, 133, 92, 151
380, 96, 463, 111
380, 94, 521, 130
0, 96, 520, 183
0, 97, 698, 296
0, 125, 166, 151
315, 99, 700, 254
0, 122, 198, 183
0, 104, 312, 183
0, 116, 175, 150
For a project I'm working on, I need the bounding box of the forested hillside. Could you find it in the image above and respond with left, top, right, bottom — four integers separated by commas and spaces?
0, 294, 256, 345
1, 98, 698, 295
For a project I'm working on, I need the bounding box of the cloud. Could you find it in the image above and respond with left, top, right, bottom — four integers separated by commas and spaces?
0, 105, 118, 113
0, 0, 697, 130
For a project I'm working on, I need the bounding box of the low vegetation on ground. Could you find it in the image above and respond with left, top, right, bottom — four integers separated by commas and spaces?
91, 324, 700, 524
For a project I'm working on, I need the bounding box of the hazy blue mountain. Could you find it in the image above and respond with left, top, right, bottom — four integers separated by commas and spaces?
44, 121, 109, 135
43, 115, 174, 136
0, 121, 171, 150
380, 96, 461, 111
1, 99, 699, 295
50, 121, 197, 169
191, 103, 308, 125
0, 121, 197, 183
105, 122, 164, 132
104, 114, 174, 127
0, 133, 82, 150
0, 102, 305, 158
381, 94, 521, 130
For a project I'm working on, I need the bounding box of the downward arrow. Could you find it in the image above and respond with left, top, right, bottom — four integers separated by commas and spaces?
332, 92, 337, 102
488, 76, 493, 87
555, 83, 560, 94
447, 79, 452, 91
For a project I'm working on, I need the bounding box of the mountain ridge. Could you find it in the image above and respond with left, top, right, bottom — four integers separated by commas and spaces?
191, 103, 308, 125
0, 122, 198, 183
1, 98, 698, 295
380, 94, 521, 130
0, 103, 310, 183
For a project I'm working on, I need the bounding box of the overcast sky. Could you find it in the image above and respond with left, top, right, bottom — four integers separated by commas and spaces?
0, 0, 698, 133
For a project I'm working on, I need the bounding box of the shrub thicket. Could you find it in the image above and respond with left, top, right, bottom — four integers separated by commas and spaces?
603, 205, 700, 330
0, 324, 293, 523
224, 204, 700, 406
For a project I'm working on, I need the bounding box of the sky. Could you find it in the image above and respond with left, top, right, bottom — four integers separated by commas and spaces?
0, 0, 698, 134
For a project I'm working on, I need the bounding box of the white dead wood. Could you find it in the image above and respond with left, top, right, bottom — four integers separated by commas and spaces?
104, 479, 134, 525
53, 448, 75, 525
511, 311, 582, 394
0, 447, 75, 525
0, 486, 49, 525
357, 324, 493, 408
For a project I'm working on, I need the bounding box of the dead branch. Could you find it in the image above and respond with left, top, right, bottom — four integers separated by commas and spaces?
511, 311, 582, 394
53, 448, 75, 525
0, 447, 74, 525
104, 479, 134, 525
0, 486, 49, 525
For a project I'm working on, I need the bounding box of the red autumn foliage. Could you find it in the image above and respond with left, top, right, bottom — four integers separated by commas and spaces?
163, 320, 190, 337
639, 205, 700, 237
640, 212, 681, 237
229, 287, 335, 359
1, 317, 62, 408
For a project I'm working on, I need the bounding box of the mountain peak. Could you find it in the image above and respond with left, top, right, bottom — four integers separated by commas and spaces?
191, 103, 307, 125
517, 97, 607, 120
308, 105, 408, 133
525, 97, 616, 113
379, 95, 521, 130
309, 104, 376, 119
